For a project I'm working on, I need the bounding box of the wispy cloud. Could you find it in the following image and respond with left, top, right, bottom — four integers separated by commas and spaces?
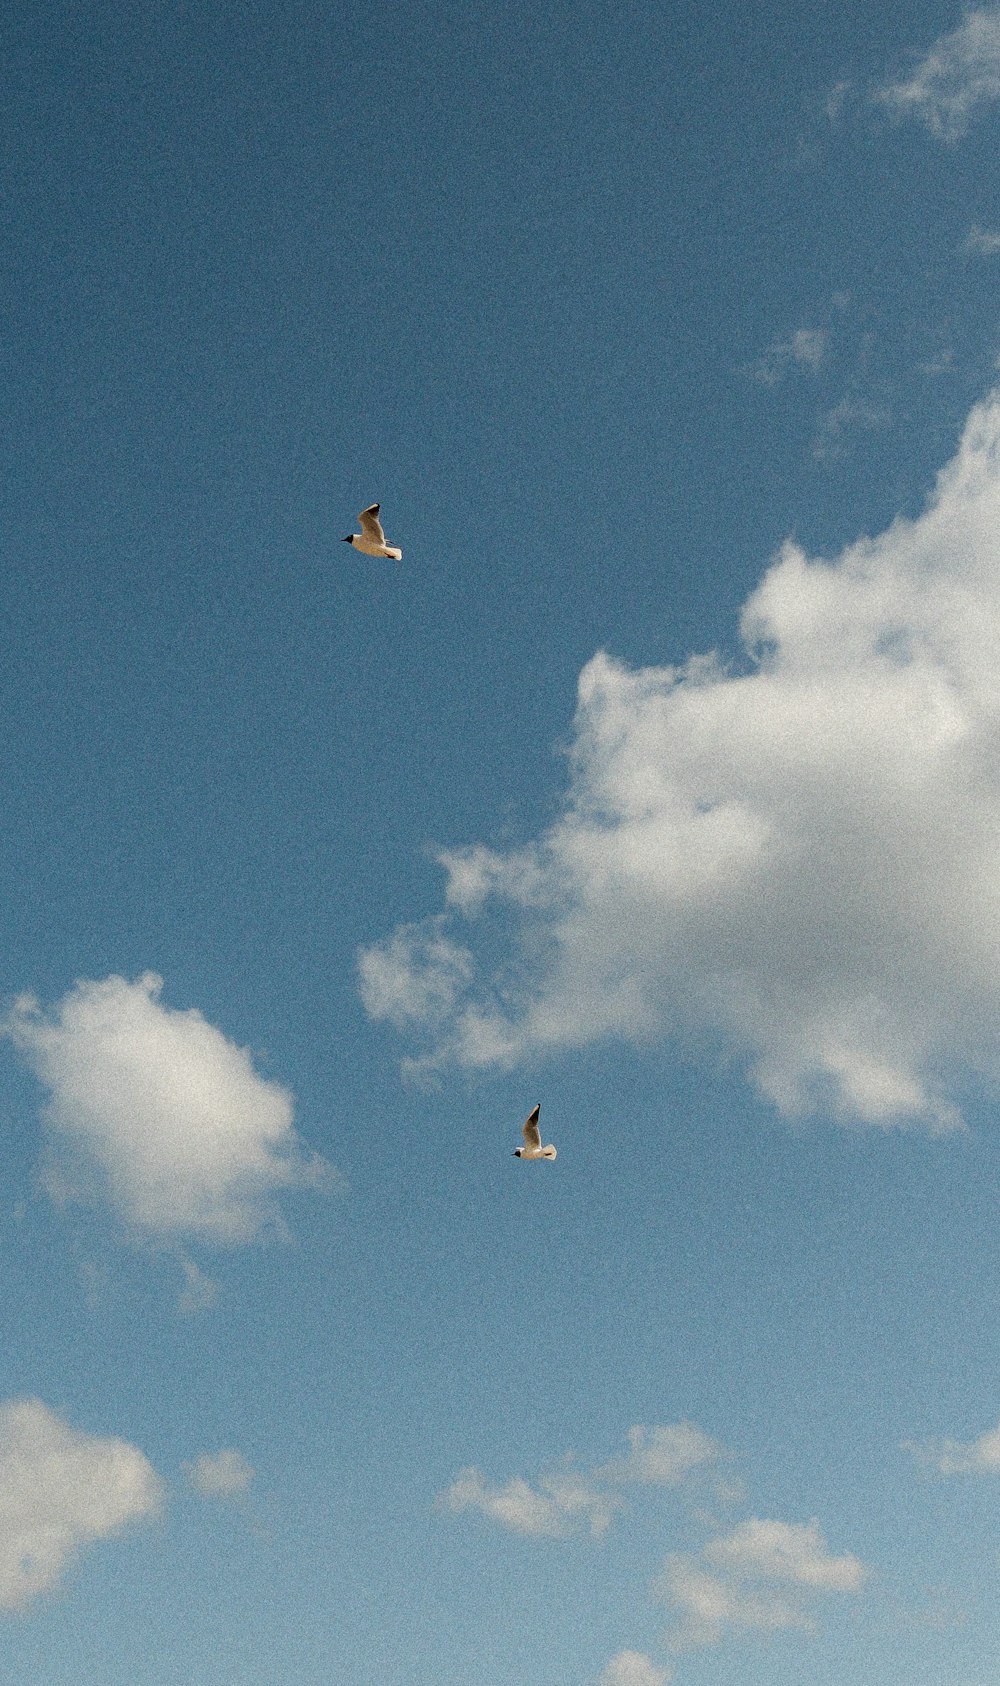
436, 1422, 727, 1540
749, 327, 828, 387
598, 1651, 673, 1686
0, 1398, 163, 1611
812, 392, 891, 461
436, 1464, 619, 1539
431, 1416, 728, 1544
963, 222, 1000, 256
659, 1517, 867, 1648
183, 1448, 255, 1498
5, 973, 333, 1243
363, 393, 1000, 1133
904, 1419, 1000, 1474
598, 1423, 727, 1489
875, 8, 1000, 139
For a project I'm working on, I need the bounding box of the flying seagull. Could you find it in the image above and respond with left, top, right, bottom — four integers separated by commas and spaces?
513, 1104, 557, 1160
342, 504, 402, 560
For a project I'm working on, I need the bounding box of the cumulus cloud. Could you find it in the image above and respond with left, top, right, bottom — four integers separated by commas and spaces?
5, 973, 332, 1242
362, 393, 1000, 1133
875, 9, 1000, 139
0, 1398, 162, 1611
904, 1419, 1000, 1474
183, 1448, 255, 1498
750, 327, 827, 386
659, 1517, 867, 1648
436, 1464, 619, 1539
598, 1650, 673, 1686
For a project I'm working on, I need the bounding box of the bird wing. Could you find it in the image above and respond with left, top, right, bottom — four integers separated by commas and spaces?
358, 505, 386, 544
522, 1105, 542, 1150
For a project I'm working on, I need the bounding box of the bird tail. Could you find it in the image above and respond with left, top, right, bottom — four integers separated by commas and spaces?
542, 1145, 557, 1159
386, 548, 403, 561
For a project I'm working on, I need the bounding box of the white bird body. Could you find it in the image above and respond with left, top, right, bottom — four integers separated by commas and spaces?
343, 503, 402, 560
513, 1104, 557, 1160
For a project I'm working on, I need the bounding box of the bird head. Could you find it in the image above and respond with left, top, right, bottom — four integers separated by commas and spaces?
341, 535, 353, 543
512, 1149, 522, 1157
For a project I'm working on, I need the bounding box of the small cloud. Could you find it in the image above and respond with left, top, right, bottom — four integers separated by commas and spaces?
874, 9, 1000, 140
183, 1449, 255, 1499
176, 1258, 219, 1315
599, 1422, 725, 1488
963, 223, 1000, 256
0, 1398, 163, 1611
750, 327, 828, 387
4, 973, 333, 1244
812, 393, 891, 462
904, 1420, 1000, 1474
435, 1464, 619, 1539
659, 1517, 868, 1649
598, 1650, 673, 1686
824, 80, 853, 124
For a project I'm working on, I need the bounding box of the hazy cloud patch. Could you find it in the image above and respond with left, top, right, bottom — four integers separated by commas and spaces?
963, 223, 1000, 256
749, 327, 828, 386
183, 1448, 255, 1498
598, 1650, 673, 1686
904, 1419, 1000, 1474
875, 9, 1000, 139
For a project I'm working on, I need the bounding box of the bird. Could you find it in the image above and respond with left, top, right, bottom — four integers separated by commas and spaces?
513, 1104, 557, 1160
342, 503, 403, 560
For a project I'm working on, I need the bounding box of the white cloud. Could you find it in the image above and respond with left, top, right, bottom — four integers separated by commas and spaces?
600, 1423, 724, 1487
598, 1650, 673, 1686
183, 1448, 255, 1498
904, 1419, 1000, 1474
963, 223, 1000, 256
875, 9, 1000, 139
362, 392, 1000, 1133
0, 1398, 162, 1611
750, 327, 827, 386
5, 973, 332, 1243
659, 1517, 867, 1648
436, 1422, 726, 1541
436, 1464, 619, 1539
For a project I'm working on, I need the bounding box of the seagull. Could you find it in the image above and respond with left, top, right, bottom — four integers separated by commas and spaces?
342, 504, 403, 560
513, 1104, 557, 1160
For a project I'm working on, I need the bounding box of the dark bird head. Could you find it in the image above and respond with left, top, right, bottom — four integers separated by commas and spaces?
341, 535, 353, 543
512, 1149, 522, 1157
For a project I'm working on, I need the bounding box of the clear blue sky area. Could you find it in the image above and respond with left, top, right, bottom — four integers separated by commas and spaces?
5, 3, 1000, 1682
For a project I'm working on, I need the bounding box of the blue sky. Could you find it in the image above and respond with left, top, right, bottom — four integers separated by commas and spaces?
7, 1, 1000, 1681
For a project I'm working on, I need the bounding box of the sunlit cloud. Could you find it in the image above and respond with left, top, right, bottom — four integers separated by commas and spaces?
659, 1516, 867, 1648
875, 8, 1000, 139
5, 973, 333, 1243
362, 393, 1000, 1134
0, 1398, 162, 1611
